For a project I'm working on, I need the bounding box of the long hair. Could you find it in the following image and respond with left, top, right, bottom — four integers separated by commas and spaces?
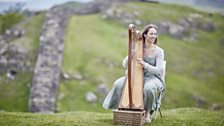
142, 24, 158, 45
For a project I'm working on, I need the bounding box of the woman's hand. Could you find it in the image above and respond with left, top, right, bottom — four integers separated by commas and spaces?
131, 50, 135, 59
136, 58, 145, 67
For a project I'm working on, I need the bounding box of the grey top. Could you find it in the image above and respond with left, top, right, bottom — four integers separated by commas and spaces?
122, 45, 165, 83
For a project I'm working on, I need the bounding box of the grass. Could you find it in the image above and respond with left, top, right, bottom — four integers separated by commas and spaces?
0, 73, 31, 112
0, 12, 23, 34
59, 14, 128, 112
0, 108, 223, 126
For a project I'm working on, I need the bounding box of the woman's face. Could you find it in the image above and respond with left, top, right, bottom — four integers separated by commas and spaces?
145, 28, 157, 44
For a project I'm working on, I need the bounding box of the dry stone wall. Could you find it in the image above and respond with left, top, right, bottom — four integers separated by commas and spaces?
28, 7, 69, 113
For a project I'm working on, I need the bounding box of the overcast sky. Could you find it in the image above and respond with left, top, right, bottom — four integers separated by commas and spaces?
0, 0, 93, 13
0, 0, 91, 2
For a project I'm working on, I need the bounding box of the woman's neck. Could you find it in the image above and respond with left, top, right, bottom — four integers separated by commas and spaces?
145, 42, 154, 49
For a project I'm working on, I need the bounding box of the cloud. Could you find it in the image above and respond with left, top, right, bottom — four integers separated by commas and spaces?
0, 0, 92, 2
0, 0, 32, 2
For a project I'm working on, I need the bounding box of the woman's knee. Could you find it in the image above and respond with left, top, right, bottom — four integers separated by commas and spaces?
144, 83, 156, 94
113, 76, 125, 89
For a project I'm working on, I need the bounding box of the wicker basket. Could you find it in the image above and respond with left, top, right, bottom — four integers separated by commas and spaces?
113, 110, 145, 126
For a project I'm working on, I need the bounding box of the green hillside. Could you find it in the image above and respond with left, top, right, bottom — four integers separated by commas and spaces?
0, 1, 223, 115
59, 2, 224, 112
0, 108, 223, 126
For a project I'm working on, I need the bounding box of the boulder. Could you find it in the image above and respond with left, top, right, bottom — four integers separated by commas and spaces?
85, 92, 97, 103
96, 84, 109, 96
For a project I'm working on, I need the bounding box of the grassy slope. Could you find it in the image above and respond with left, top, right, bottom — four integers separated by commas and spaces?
0, 108, 223, 126
59, 14, 127, 112
0, 13, 45, 112
0, 2, 223, 114
59, 2, 224, 112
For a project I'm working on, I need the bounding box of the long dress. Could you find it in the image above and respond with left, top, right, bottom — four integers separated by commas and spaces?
103, 45, 165, 111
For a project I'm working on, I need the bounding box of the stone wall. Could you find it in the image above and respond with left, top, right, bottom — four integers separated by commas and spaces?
28, 7, 69, 113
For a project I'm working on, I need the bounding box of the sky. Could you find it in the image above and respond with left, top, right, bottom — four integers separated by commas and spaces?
0, 0, 93, 13
0, 0, 223, 14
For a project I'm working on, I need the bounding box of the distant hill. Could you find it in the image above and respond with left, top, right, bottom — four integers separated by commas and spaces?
158, 0, 224, 12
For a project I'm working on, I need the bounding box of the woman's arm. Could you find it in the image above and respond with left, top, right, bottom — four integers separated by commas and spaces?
122, 55, 128, 69
137, 48, 164, 75
144, 49, 164, 75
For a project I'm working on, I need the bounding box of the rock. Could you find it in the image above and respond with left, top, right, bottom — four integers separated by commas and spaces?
102, 9, 114, 19
13, 29, 21, 37
184, 30, 198, 42
0, 56, 7, 72
192, 95, 206, 108
58, 93, 65, 100
0, 43, 7, 55
8, 45, 18, 55
8, 59, 17, 67
218, 38, 224, 45
40, 36, 45, 42
101, 7, 138, 26
133, 11, 140, 16
157, 22, 170, 35
5, 30, 11, 35
178, 18, 190, 27
135, 20, 142, 26
73, 72, 83, 80
85, 92, 97, 103
58, 44, 64, 53
6, 70, 17, 81
169, 24, 185, 39
201, 21, 215, 32
207, 71, 214, 77
20, 30, 26, 36
209, 103, 224, 111
62, 72, 70, 80
186, 17, 198, 28
32, 97, 46, 104
13, 29, 25, 37
190, 13, 203, 19
189, 31, 198, 41
96, 84, 109, 96
220, 12, 224, 18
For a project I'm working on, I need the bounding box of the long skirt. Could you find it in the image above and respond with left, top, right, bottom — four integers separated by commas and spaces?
102, 76, 164, 111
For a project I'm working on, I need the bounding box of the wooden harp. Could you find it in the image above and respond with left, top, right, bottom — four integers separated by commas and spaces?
118, 24, 144, 111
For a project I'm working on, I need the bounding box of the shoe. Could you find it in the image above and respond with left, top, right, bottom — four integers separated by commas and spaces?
145, 113, 151, 123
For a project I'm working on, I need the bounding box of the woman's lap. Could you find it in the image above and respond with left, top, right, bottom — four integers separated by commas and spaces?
103, 76, 163, 110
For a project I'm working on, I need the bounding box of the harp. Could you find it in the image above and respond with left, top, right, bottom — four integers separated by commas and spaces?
118, 24, 144, 110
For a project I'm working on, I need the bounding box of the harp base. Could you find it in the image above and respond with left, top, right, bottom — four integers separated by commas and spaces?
113, 110, 145, 126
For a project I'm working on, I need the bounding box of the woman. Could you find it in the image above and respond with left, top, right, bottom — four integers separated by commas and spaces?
103, 24, 165, 123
